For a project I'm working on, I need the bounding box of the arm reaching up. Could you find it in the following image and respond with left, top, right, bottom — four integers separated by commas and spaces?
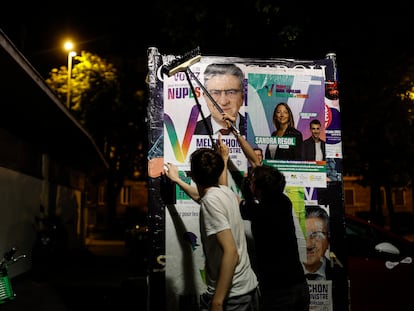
234, 134, 261, 168
221, 112, 262, 168
217, 134, 229, 186
164, 163, 201, 202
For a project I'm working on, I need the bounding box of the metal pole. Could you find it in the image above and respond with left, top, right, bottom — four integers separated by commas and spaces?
66, 51, 76, 108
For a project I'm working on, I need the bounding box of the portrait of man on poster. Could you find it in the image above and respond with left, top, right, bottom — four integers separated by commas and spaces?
302, 119, 326, 161
193, 63, 246, 136
303, 205, 331, 281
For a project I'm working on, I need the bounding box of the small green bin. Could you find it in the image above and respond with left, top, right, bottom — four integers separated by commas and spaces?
0, 267, 15, 304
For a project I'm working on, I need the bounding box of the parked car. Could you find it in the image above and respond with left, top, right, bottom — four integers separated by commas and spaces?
345, 213, 414, 311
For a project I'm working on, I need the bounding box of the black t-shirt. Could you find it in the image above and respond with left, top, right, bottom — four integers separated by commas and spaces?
240, 193, 306, 290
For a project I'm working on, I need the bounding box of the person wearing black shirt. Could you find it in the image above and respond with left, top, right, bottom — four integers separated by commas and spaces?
265, 103, 303, 161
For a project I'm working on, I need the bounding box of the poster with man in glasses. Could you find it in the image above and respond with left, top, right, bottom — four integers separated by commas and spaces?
303, 205, 347, 311
163, 61, 248, 175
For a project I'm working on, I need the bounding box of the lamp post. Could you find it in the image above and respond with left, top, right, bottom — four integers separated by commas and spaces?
64, 41, 76, 109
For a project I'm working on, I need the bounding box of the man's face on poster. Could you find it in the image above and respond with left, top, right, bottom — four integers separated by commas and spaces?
310, 123, 321, 140
305, 216, 329, 271
204, 74, 244, 123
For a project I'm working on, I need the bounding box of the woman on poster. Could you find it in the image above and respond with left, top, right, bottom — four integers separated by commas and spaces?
264, 102, 303, 161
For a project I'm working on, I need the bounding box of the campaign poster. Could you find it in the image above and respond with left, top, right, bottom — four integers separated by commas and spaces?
246, 66, 326, 187
163, 61, 248, 174
146, 47, 348, 311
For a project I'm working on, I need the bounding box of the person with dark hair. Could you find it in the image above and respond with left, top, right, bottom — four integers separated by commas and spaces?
194, 63, 246, 136
206, 114, 309, 310
302, 119, 326, 161
164, 145, 259, 311
239, 165, 310, 311
265, 102, 303, 161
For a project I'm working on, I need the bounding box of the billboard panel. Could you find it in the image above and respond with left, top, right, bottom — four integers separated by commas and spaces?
147, 47, 348, 311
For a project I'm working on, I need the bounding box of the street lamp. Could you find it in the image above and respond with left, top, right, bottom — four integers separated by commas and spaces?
64, 41, 76, 109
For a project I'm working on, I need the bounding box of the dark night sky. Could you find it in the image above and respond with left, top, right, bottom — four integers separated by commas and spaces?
0, 4, 151, 77
1, 2, 414, 89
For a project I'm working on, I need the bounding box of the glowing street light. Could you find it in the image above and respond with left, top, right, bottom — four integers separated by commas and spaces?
64, 41, 76, 108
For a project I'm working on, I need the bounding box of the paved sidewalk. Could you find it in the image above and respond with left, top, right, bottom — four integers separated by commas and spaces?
1, 240, 149, 311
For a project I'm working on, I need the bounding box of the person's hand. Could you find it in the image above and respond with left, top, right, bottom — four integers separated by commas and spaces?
221, 112, 235, 129
217, 134, 229, 162
164, 162, 180, 183
221, 112, 240, 137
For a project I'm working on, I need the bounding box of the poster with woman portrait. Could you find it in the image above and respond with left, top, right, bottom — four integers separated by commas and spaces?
245, 65, 327, 189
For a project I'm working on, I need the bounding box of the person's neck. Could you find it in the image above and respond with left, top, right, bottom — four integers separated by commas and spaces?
198, 184, 219, 198
277, 123, 288, 135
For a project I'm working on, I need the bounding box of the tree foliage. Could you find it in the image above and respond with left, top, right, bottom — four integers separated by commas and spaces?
45, 51, 147, 180
46, 51, 121, 148
341, 51, 414, 225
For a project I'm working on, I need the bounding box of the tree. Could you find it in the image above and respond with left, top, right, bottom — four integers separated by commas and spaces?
46, 51, 148, 235
46, 51, 121, 148
345, 54, 414, 229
